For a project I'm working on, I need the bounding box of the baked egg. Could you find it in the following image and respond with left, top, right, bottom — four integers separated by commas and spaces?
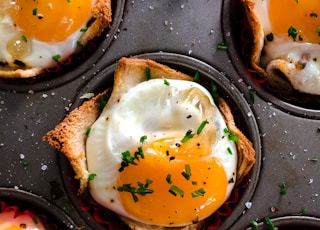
86, 78, 237, 227
242, 0, 320, 95
0, 209, 45, 230
0, 0, 111, 78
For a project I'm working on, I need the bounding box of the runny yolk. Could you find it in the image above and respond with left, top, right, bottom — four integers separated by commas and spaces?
10, 0, 92, 42
117, 136, 228, 226
269, 0, 320, 43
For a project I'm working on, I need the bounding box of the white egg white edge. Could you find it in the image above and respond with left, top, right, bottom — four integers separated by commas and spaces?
253, 0, 320, 95
86, 79, 238, 226
0, 0, 95, 69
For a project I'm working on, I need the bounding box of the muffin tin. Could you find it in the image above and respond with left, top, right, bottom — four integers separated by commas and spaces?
1, 0, 320, 229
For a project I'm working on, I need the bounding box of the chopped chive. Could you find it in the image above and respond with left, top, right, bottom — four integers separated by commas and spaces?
193, 70, 200, 81
308, 157, 318, 162
99, 96, 107, 112
52, 54, 61, 62
21, 161, 30, 166
279, 183, 287, 195
264, 217, 278, 230
140, 135, 147, 143
80, 27, 88, 32
21, 35, 27, 43
77, 41, 84, 49
317, 27, 320, 36
250, 220, 259, 229
217, 42, 228, 50
166, 174, 172, 184
85, 127, 91, 136
145, 67, 151, 80
32, 8, 37, 16
191, 188, 206, 197
180, 131, 195, 143
249, 89, 256, 104
227, 147, 233, 155
164, 79, 170, 86
288, 25, 299, 42
168, 185, 184, 197
300, 207, 307, 215
117, 180, 154, 202
181, 164, 191, 180
223, 128, 239, 142
192, 181, 197, 185
197, 120, 209, 135
88, 173, 96, 181
211, 81, 219, 99
61, 198, 73, 213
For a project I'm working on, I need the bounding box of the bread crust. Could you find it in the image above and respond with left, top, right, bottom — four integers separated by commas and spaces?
0, 0, 112, 79
43, 57, 256, 229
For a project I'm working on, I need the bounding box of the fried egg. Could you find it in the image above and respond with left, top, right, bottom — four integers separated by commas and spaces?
0, 0, 98, 76
86, 79, 237, 227
0, 210, 45, 230
244, 0, 320, 95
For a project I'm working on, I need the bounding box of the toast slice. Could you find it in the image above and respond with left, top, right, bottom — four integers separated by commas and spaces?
0, 0, 112, 79
43, 57, 256, 213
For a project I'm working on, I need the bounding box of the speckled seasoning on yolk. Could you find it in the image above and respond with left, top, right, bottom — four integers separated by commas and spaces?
117, 137, 228, 225
268, 0, 320, 43
10, 0, 91, 42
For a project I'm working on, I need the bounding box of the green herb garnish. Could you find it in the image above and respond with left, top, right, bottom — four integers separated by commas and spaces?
181, 120, 209, 143
146, 67, 151, 80
300, 207, 307, 215
80, 27, 88, 32
197, 120, 209, 135
288, 25, 299, 41
192, 181, 197, 185
279, 183, 287, 195
76, 41, 84, 49
140, 135, 147, 143
309, 157, 319, 162
21, 35, 27, 43
223, 128, 239, 142
164, 79, 170, 86
181, 164, 191, 180
85, 127, 91, 136
217, 42, 228, 50
169, 185, 184, 197
117, 179, 153, 202
52, 54, 61, 62
166, 174, 172, 184
21, 161, 30, 166
88, 173, 96, 181
211, 81, 219, 99
119, 147, 144, 172
264, 217, 278, 230
317, 27, 320, 36
99, 96, 107, 112
193, 70, 200, 81
249, 89, 256, 104
227, 147, 233, 155
32, 8, 37, 16
191, 188, 206, 197
250, 220, 259, 229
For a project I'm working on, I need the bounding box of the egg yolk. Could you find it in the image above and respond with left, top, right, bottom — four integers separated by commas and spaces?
10, 0, 92, 42
269, 0, 320, 43
117, 135, 228, 226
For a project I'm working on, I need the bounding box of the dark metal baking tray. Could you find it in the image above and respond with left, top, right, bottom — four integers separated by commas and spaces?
0, 0, 320, 229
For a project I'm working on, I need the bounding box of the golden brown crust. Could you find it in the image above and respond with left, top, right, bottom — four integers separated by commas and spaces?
217, 97, 255, 185
42, 90, 110, 194
241, 0, 266, 77
0, 0, 112, 79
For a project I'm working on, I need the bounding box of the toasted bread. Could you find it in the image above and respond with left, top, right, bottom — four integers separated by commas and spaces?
0, 0, 112, 79
43, 57, 256, 229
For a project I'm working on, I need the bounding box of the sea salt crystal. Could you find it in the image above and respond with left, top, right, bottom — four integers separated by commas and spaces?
41, 165, 48, 171
245, 201, 252, 209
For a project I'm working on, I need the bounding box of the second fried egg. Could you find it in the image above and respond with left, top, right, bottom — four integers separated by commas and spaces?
86, 79, 237, 227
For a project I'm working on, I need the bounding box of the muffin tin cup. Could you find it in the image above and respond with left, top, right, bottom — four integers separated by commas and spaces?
0, 187, 77, 229
222, 0, 320, 119
0, 0, 125, 93
58, 52, 261, 229
246, 215, 320, 230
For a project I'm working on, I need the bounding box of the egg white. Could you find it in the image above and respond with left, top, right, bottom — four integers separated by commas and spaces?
0, 211, 45, 230
0, 0, 95, 69
253, 0, 320, 95
86, 79, 237, 225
